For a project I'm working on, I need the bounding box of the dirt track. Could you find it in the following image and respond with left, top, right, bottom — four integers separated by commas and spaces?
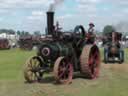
1, 63, 128, 96
102, 63, 128, 73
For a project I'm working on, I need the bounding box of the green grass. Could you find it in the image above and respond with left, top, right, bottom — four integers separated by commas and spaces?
0, 48, 128, 96
124, 48, 128, 63
0, 49, 36, 80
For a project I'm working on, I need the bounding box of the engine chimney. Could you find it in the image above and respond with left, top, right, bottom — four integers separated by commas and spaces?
47, 11, 54, 35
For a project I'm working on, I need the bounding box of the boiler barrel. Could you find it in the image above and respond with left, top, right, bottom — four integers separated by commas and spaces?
39, 43, 73, 60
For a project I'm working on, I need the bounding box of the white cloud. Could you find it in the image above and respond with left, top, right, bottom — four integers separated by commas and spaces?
0, 0, 53, 8
0, 18, 3, 21
76, 0, 128, 6
76, 0, 101, 4
77, 4, 97, 13
1, 0, 128, 32
27, 10, 45, 20
105, 0, 128, 5
57, 14, 73, 20
122, 8, 128, 14
27, 16, 42, 20
76, 0, 99, 14
32, 11, 45, 16
0, 9, 8, 13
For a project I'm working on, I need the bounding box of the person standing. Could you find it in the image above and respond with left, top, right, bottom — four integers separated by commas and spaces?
87, 23, 96, 44
88, 23, 95, 34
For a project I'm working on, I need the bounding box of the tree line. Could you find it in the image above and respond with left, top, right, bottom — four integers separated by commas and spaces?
0, 29, 41, 36
0, 25, 126, 37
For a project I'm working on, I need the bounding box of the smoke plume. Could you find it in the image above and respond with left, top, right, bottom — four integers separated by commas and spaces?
115, 21, 128, 35
49, 0, 64, 11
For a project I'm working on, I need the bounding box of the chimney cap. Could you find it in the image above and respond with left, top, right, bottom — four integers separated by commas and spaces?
47, 11, 54, 13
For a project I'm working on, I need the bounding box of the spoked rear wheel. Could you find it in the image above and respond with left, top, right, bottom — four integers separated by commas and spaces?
53, 57, 73, 84
24, 56, 43, 83
80, 45, 100, 79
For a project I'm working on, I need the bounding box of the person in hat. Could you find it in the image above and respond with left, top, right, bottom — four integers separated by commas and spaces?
87, 23, 96, 44
88, 23, 95, 34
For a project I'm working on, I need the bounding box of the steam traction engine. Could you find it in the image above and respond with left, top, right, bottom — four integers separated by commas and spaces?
24, 11, 101, 84
0, 38, 10, 50
104, 32, 124, 63
18, 35, 43, 50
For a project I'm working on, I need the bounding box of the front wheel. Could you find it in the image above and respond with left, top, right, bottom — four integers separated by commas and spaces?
104, 49, 109, 64
119, 50, 124, 64
24, 56, 43, 83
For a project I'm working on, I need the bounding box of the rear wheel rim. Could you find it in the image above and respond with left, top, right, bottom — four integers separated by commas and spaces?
89, 50, 100, 78
54, 57, 73, 84
80, 45, 100, 79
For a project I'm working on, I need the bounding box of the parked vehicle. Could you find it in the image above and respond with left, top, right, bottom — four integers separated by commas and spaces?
0, 38, 10, 49
104, 32, 124, 64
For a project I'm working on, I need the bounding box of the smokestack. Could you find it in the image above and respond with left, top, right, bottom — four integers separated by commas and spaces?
47, 11, 54, 35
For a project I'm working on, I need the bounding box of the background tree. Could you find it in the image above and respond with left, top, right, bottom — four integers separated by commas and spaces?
34, 31, 41, 36
0, 29, 15, 34
17, 31, 21, 36
103, 25, 116, 36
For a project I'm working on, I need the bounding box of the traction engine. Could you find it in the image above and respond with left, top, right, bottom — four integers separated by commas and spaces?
104, 32, 124, 64
0, 38, 10, 50
24, 11, 101, 84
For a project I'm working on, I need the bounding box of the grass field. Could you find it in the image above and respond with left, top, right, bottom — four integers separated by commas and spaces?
0, 48, 128, 96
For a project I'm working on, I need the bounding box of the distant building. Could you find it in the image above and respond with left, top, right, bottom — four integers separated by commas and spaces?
0, 33, 7, 38
0, 33, 19, 48
125, 36, 128, 40
0, 33, 19, 39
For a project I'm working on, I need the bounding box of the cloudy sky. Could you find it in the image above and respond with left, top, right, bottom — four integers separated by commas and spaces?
0, 0, 128, 33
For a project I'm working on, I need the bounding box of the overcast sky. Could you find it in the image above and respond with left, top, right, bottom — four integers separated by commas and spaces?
0, 0, 128, 33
